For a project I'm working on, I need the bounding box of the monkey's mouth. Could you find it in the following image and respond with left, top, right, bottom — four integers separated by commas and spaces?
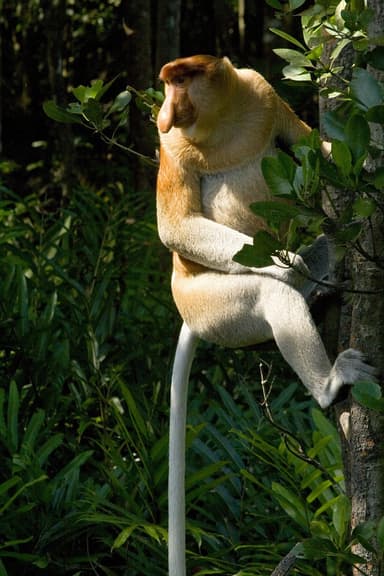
173, 110, 197, 129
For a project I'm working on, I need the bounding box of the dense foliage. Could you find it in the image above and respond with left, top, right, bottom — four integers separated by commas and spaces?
0, 181, 362, 575
1, 0, 383, 575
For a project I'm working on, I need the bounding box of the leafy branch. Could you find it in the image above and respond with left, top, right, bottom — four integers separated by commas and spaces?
43, 78, 163, 166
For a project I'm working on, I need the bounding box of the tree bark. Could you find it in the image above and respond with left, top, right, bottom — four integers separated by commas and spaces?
0, 2, 2, 156
319, 2, 384, 574
155, 0, 181, 72
348, 3, 384, 573
122, 0, 154, 191
43, 0, 74, 198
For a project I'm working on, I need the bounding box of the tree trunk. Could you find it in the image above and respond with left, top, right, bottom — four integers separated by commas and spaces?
348, 2, 384, 573
0, 1, 2, 156
122, 0, 154, 191
43, 0, 74, 198
155, 0, 181, 72
319, 2, 384, 574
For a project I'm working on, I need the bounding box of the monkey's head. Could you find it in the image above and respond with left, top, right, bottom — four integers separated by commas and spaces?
157, 55, 235, 137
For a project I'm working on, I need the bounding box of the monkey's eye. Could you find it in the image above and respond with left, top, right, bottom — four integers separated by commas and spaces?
173, 76, 186, 86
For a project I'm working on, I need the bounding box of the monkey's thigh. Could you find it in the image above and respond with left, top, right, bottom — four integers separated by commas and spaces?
172, 271, 274, 348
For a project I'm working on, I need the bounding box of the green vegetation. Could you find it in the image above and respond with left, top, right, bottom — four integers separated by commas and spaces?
1, 0, 383, 574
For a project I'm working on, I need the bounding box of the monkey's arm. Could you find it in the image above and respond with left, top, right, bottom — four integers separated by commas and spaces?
276, 97, 312, 145
156, 149, 255, 274
275, 97, 332, 157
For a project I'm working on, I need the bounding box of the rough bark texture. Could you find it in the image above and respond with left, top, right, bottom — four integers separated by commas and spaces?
155, 0, 181, 72
320, 2, 384, 574
271, 543, 301, 576
41, 0, 73, 198
123, 0, 154, 191
348, 2, 384, 574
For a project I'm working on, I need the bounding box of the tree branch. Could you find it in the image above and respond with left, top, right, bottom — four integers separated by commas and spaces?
271, 543, 302, 576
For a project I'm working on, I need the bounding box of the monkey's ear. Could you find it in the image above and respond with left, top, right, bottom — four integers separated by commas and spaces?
212, 56, 236, 85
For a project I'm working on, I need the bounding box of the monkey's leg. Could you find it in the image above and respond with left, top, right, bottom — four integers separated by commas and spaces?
173, 271, 374, 409
169, 322, 198, 576
261, 281, 375, 407
261, 281, 333, 404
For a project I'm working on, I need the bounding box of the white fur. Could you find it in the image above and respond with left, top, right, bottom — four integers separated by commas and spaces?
169, 323, 197, 576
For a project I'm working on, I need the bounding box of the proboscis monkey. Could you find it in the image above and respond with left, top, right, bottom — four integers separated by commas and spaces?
156, 55, 375, 576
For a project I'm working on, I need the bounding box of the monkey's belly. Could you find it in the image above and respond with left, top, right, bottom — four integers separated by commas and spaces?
201, 158, 271, 235
201, 161, 270, 235
172, 270, 273, 348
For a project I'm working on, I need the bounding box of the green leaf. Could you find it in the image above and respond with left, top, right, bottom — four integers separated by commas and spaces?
112, 525, 137, 549
301, 537, 336, 561
323, 111, 346, 141
373, 167, 384, 190
0, 558, 8, 576
186, 461, 229, 492
266, 0, 283, 8
43, 100, 83, 124
272, 482, 309, 528
143, 524, 167, 543
332, 140, 352, 177
66, 102, 84, 115
73, 78, 104, 104
16, 266, 29, 337
270, 27, 306, 50
289, 0, 307, 8
352, 381, 384, 411
0, 389, 6, 440
234, 231, 281, 268
54, 450, 93, 480
120, 383, 148, 439
353, 197, 376, 218
22, 409, 45, 451
7, 381, 19, 453
273, 48, 313, 68
83, 99, 105, 129
262, 153, 296, 197
367, 46, 384, 71
345, 114, 370, 163
377, 516, 384, 552
110, 90, 132, 113
250, 201, 301, 229
307, 479, 333, 503
366, 104, 384, 124
353, 520, 377, 553
0, 476, 21, 498
0, 475, 48, 515
36, 434, 64, 466
354, 381, 382, 399
332, 494, 351, 541
233, 243, 269, 268
350, 68, 383, 110
330, 38, 351, 62
72, 79, 109, 103
282, 64, 312, 82
336, 221, 362, 243
310, 520, 333, 540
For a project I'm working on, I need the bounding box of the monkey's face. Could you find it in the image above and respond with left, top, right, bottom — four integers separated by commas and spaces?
157, 76, 197, 133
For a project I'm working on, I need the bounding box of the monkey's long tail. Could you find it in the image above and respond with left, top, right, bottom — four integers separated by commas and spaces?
169, 322, 198, 576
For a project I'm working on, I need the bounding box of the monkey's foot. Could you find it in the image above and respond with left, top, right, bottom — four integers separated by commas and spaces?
317, 349, 376, 408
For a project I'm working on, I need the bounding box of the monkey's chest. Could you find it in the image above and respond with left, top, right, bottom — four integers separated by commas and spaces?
200, 160, 271, 235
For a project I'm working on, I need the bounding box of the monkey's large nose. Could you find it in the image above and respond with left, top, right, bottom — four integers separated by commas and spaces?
157, 100, 174, 133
